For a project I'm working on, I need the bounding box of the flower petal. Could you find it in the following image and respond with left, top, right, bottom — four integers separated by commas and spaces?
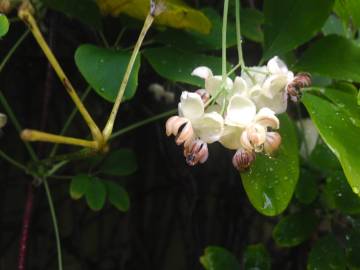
230, 76, 248, 96
191, 66, 213, 79
193, 112, 224, 143
178, 91, 204, 120
241, 66, 268, 87
225, 95, 256, 127
219, 126, 243, 150
255, 108, 280, 129
205, 75, 233, 98
262, 74, 288, 98
267, 56, 288, 74
251, 90, 288, 114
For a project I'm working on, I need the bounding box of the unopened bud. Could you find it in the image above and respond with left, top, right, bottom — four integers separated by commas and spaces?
165, 116, 194, 146
232, 148, 256, 171
264, 132, 282, 155
183, 139, 208, 166
287, 72, 311, 102
195, 89, 210, 103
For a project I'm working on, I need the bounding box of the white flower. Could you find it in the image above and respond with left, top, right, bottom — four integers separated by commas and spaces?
238, 56, 294, 114
240, 108, 280, 152
178, 91, 224, 143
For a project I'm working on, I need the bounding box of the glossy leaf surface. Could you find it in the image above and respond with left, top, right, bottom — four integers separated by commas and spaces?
302, 91, 360, 197
200, 246, 240, 270
75, 44, 140, 103
263, 0, 334, 60
296, 35, 360, 82
241, 114, 299, 216
273, 210, 318, 247
143, 47, 225, 87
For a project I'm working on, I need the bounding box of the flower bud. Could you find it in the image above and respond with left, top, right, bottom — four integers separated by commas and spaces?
0, 0, 11, 13
240, 124, 266, 152
165, 116, 194, 146
264, 132, 282, 155
183, 139, 208, 166
287, 72, 312, 102
195, 89, 210, 103
232, 148, 256, 171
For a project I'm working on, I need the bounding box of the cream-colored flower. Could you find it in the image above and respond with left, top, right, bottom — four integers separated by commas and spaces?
240, 108, 279, 152
178, 91, 224, 144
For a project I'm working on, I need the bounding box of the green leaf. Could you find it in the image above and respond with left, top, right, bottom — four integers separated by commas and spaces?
273, 210, 318, 247
324, 171, 360, 214
40, 0, 102, 29
296, 35, 360, 82
143, 47, 226, 87
243, 244, 271, 270
241, 114, 299, 216
263, 0, 334, 60
307, 235, 346, 270
70, 174, 90, 200
85, 177, 107, 211
200, 246, 240, 270
0, 14, 9, 38
334, 0, 360, 29
322, 15, 348, 36
100, 149, 137, 176
75, 44, 140, 103
308, 139, 341, 173
345, 230, 360, 269
154, 8, 237, 51
105, 181, 130, 212
241, 8, 264, 43
295, 169, 318, 205
302, 91, 360, 197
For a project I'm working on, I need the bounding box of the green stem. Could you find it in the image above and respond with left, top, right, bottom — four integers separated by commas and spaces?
43, 179, 63, 270
235, 0, 245, 67
110, 108, 177, 140
103, 13, 155, 139
0, 149, 28, 172
113, 27, 127, 48
222, 0, 230, 80
49, 86, 91, 157
0, 30, 30, 73
99, 31, 110, 48
0, 90, 38, 161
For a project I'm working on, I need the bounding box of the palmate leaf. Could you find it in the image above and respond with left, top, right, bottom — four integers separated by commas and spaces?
96, 0, 211, 34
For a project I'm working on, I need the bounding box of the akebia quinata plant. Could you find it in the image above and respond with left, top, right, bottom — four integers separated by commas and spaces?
0, 0, 360, 269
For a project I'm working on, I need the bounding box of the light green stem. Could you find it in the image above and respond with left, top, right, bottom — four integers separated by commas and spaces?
110, 109, 177, 140
222, 0, 230, 80
235, 0, 245, 67
43, 179, 63, 270
0, 149, 28, 172
49, 86, 91, 157
0, 91, 38, 161
0, 30, 30, 73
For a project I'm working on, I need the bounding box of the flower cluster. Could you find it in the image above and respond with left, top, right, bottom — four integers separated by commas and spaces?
166, 57, 311, 171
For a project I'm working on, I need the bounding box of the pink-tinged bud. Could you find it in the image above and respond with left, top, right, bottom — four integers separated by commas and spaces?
165, 116, 194, 146
183, 140, 209, 166
240, 124, 266, 152
232, 149, 256, 171
195, 89, 210, 103
287, 72, 312, 102
264, 132, 282, 155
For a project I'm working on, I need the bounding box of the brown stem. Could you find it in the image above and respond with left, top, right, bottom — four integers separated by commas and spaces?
17, 184, 34, 270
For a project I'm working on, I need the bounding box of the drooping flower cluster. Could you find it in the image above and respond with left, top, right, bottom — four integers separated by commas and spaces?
166, 56, 311, 171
